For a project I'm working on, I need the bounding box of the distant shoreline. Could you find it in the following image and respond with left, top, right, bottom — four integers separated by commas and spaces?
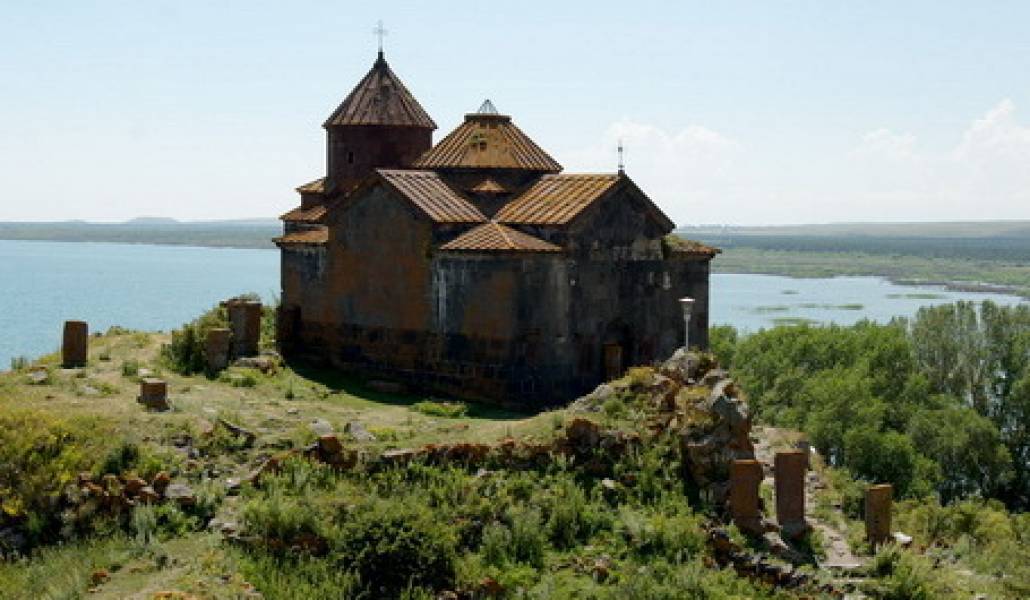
0, 221, 280, 250
713, 266, 1027, 299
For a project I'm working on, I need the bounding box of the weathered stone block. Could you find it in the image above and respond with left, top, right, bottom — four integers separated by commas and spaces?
865, 484, 893, 547
729, 459, 764, 535
62, 320, 88, 368
138, 378, 169, 411
205, 327, 231, 372
774, 450, 808, 539
225, 299, 262, 358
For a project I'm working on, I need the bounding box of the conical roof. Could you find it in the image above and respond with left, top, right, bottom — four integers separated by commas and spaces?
413, 102, 561, 172
323, 52, 437, 129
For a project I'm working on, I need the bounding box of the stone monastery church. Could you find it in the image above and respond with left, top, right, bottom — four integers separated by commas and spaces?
275, 50, 717, 407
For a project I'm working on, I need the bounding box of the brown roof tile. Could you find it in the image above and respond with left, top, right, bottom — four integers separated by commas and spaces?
324, 53, 436, 129
440, 222, 561, 253
296, 177, 325, 194
413, 114, 561, 172
378, 169, 487, 224
495, 173, 620, 225
280, 204, 328, 222
274, 228, 328, 246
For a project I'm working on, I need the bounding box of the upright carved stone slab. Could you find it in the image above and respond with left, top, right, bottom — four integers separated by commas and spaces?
62, 320, 89, 368
729, 459, 764, 535
226, 300, 262, 358
865, 484, 893, 547
774, 450, 809, 539
205, 328, 232, 372
138, 378, 169, 411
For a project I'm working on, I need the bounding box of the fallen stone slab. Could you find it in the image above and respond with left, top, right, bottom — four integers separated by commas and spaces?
164, 483, 196, 506
344, 421, 376, 442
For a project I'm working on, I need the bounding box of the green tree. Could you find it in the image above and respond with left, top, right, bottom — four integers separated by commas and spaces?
842, 427, 937, 498
908, 404, 1013, 503
707, 325, 738, 369
801, 367, 884, 464
1000, 374, 1030, 507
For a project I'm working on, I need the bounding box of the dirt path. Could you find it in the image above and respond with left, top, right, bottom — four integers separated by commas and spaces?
751, 426, 866, 571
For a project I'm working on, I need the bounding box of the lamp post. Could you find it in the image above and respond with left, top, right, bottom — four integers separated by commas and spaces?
679, 297, 695, 350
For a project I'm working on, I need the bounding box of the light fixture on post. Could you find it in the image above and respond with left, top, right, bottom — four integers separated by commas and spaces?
679, 297, 695, 350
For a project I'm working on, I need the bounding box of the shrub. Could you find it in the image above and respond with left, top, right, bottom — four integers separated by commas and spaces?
96, 441, 142, 477
412, 400, 467, 418
234, 552, 360, 600
333, 500, 457, 598
0, 409, 119, 549
130, 504, 159, 544
160, 302, 230, 375
546, 478, 608, 549
508, 508, 546, 568
869, 545, 941, 600
618, 503, 706, 563
242, 487, 321, 545
121, 360, 139, 377
480, 521, 512, 567
220, 369, 259, 388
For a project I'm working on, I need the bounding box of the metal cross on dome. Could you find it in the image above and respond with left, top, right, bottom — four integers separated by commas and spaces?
373, 20, 388, 53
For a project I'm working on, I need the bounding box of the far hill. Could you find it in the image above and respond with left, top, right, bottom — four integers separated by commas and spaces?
680, 220, 1030, 239
680, 220, 1030, 263
0, 219, 281, 249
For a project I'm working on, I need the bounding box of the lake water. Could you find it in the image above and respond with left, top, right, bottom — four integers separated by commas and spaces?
710, 273, 1027, 333
0, 240, 278, 368
0, 240, 1026, 368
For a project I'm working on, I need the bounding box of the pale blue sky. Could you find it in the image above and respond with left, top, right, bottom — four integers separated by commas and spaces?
2, 1, 1029, 225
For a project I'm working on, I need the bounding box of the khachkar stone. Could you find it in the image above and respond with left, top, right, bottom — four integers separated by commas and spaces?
225, 299, 261, 358
138, 378, 169, 411
774, 450, 810, 539
205, 328, 231, 372
865, 484, 893, 547
62, 320, 89, 368
729, 459, 764, 535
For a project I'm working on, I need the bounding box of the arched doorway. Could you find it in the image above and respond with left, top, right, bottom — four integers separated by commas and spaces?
601, 320, 632, 381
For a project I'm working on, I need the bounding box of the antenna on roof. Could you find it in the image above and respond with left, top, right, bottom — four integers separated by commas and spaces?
477, 99, 499, 115
617, 139, 625, 174
373, 20, 388, 57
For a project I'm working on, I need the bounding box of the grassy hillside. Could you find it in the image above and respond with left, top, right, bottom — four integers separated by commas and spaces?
1, 304, 1027, 597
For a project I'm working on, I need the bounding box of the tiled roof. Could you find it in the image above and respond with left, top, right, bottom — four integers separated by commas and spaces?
274, 228, 328, 246
280, 204, 328, 222
379, 169, 487, 224
323, 53, 436, 129
413, 114, 561, 172
296, 177, 325, 194
440, 222, 561, 253
495, 173, 620, 225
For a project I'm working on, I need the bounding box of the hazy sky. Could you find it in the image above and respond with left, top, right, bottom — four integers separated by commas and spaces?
2, 1, 1029, 225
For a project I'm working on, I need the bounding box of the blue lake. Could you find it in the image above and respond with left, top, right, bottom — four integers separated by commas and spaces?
0, 239, 1026, 368
0, 240, 279, 368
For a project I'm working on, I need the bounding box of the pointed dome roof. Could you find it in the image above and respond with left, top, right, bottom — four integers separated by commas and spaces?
413, 101, 561, 172
323, 52, 437, 129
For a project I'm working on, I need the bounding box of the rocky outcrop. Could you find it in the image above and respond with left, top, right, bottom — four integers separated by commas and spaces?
680, 375, 755, 504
